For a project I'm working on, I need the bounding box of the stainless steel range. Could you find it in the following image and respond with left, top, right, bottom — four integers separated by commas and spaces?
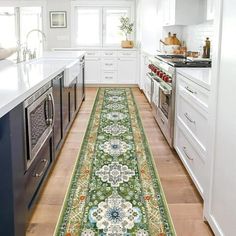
148, 55, 211, 147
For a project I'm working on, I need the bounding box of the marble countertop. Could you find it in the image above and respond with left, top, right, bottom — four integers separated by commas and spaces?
177, 68, 212, 90
0, 51, 85, 118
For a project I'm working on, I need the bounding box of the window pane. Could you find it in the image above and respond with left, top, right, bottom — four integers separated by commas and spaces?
0, 7, 16, 48
104, 9, 129, 45
20, 7, 43, 55
76, 8, 100, 46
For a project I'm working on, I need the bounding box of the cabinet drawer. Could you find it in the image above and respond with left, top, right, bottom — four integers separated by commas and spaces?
178, 74, 209, 111
118, 51, 137, 58
85, 51, 101, 58
175, 124, 205, 195
101, 51, 117, 58
102, 60, 117, 71
26, 136, 53, 207
101, 71, 117, 84
177, 92, 208, 151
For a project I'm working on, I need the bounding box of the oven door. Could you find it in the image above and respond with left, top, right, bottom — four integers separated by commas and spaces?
26, 88, 54, 169
159, 84, 172, 119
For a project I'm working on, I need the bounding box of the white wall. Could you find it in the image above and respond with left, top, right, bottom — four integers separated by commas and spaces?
46, 0, 71, 49
182, 21, 214, 53
137, 0, 163, 54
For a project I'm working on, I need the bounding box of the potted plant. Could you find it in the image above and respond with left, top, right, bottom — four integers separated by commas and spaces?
119, 16, 134, 48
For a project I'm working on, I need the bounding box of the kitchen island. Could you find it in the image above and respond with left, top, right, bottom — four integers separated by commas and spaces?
0, 51, 85, 236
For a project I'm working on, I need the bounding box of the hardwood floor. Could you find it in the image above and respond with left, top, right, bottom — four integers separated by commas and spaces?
26, 87, 213, 236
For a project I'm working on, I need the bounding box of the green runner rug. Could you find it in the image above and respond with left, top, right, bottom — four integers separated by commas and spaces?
55, 88, 176, 236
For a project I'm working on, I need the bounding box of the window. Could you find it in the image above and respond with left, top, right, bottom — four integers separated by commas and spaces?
0, 6, 43, 61
104, 8, 129, 45
0, 7, 16, 48
20, 7, 43, 52
75, 8, 101, 46
74, 7, 131, 47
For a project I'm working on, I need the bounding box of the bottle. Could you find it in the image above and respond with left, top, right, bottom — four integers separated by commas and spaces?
202, 37, 211, 58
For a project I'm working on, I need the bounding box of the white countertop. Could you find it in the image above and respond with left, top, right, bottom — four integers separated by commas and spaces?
53, 47, 138, 51
0, 51, 85, 118
177, 68, 212, 90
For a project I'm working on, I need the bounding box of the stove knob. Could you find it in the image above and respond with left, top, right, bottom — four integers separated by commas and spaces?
159, 72, 164, 78
163, 75, 168, 82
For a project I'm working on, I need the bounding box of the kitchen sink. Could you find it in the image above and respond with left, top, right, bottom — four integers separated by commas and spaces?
23, 58, 80, 87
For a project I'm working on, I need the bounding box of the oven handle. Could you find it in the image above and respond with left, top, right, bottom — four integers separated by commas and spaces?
159, 85, 171, 95
44, 96, 50, 125
48, 93, 55, 127
45, 93, 55, 126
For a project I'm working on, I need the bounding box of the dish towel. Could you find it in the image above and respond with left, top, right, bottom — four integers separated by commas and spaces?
153, 80, 160, 106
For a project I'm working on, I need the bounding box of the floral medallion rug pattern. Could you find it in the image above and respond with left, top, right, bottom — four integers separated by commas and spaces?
55, 88, 176, 236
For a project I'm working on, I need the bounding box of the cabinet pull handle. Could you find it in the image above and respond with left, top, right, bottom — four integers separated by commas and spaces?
105, 76, 113, 79
185, 86, 197, 94
184, 112, 195, 124
34, 159, 49, 178
160, 117, 165, 124
182, 146, 194, 160
105, 63, 113, 66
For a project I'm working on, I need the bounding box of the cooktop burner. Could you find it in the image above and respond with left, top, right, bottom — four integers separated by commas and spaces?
155, 55, 211, 68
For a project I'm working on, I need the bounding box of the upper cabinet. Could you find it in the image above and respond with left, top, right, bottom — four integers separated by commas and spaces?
207, 0, 214, 21
162, 0, 204, 26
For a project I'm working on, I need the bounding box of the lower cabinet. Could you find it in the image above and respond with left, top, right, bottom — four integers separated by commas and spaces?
0, 104, 27, 236
85, 50, 137, 84
85, 58, 101, 84
26, 134, 53, 211
53, 73, 63, 154
175, 120, 205, 195
117, 58, 137, 84
143, 73, 152, 103
174, 72, 209, 197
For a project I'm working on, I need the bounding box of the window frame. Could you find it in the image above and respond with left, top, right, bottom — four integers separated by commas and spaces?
71, 0, 135, 48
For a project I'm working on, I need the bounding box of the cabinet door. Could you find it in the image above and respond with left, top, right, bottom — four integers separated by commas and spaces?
162, 0, 203, 26
163, 0, 171, 26
140, 54, 149, 90
85, 58, 101, 84
207, 0, 214, 20
52, 74, 63, 153
117, 58, 137, 84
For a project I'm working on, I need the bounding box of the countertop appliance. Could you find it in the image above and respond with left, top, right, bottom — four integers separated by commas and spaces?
148, 54, 211, 147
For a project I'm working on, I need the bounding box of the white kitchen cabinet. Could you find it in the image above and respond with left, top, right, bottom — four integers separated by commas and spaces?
139, 52, 151, 90
85, 58, 101, 84
117, 58, 137, 84
174, 72, 210, 196
101, 71, 117, 84
162, 0, 204, 26
207, 0, 214, 21
143, 73, 152, 103
204, 0, 236, 235
85, 50, 137, 85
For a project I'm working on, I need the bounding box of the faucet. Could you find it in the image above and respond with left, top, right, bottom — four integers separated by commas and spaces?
23, 29, 46, 61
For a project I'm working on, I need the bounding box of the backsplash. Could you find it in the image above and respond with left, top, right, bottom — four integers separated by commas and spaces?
182, 21, 214, 55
